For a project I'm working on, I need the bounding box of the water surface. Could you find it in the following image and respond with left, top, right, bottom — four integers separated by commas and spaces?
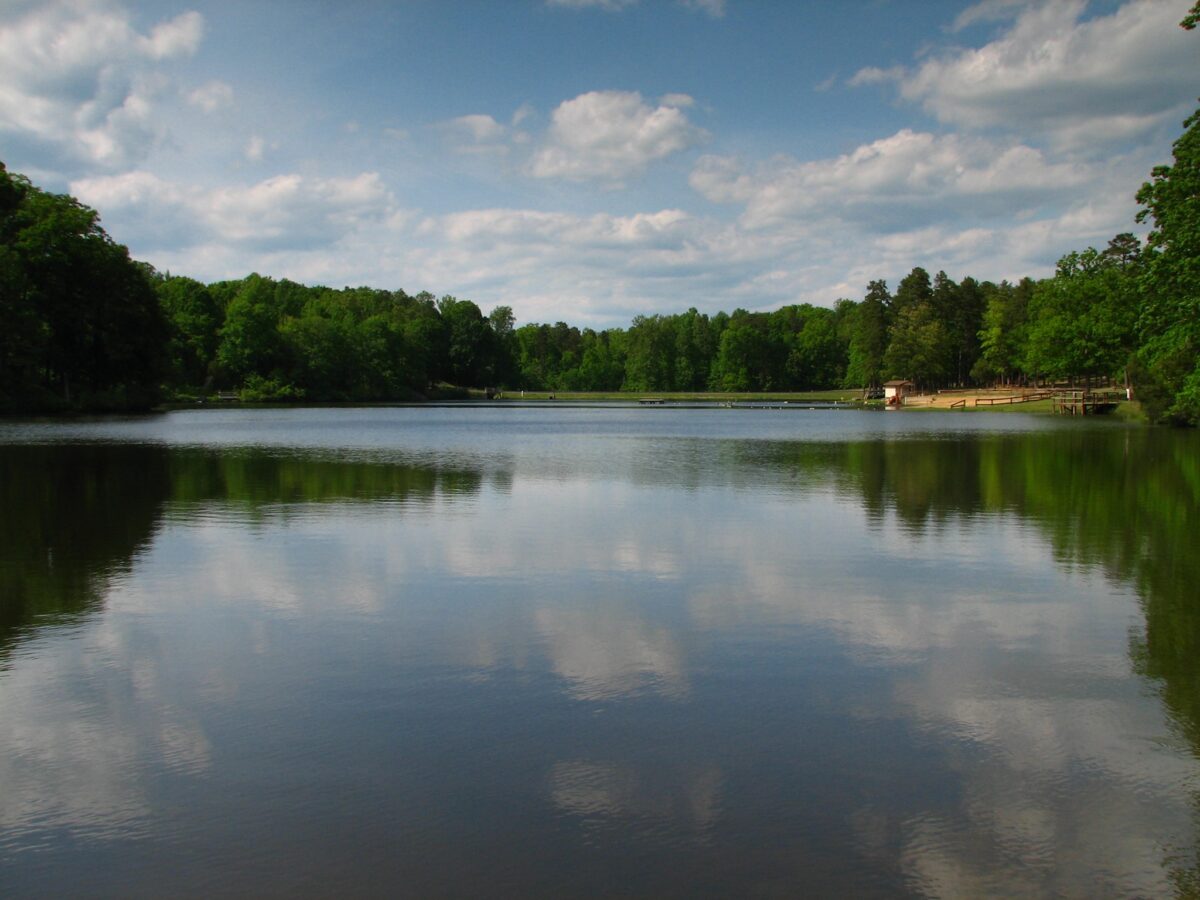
1, 407, 1197, 897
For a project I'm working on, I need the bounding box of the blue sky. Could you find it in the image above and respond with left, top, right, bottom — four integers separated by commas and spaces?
1, 0, 1197, 327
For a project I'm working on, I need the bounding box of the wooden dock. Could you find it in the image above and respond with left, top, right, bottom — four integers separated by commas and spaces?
1052, 390, 1121, 415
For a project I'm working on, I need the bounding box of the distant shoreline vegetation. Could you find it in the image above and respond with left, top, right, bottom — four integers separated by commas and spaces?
1, 74, 1197, 423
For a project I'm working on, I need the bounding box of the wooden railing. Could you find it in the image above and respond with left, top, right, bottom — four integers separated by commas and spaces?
973, 391, 1054, 406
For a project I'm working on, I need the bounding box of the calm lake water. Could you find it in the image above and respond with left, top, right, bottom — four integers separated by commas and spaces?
1, 406, 1198, 897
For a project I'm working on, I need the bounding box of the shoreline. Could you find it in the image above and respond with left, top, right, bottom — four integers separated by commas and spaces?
3, 388, 1146, 423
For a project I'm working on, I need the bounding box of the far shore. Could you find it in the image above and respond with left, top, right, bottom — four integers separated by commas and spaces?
479, 387, 1145, 420
138, 387, 1146, 422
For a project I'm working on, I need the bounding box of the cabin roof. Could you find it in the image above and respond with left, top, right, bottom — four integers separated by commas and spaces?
883, 380, 913, 387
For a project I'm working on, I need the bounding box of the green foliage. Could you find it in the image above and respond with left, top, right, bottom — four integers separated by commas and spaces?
1183, 1, 1199, 30
0, 161, 167, 411
711, 313, 773, 391
776, 305, 844, 389
1136, 99, 1200, 424
882, 300, 948, 388
973, 279, 1033, 384
624, 314, 677, 391
845, 280, 889, 389
672, 307, 717, 391
1024, 245, 1139, 383
216, 274, 287, 381
438, 295, 501, 387
238, 373, 306, 402
891, 266, 932, 317
157, 275, 219, 387
939, 273, 986, 385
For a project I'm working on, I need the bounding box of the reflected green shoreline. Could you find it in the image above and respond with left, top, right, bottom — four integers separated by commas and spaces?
5, 425, 1195, 721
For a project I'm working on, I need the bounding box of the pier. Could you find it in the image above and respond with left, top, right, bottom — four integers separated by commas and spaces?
1052, 390, 1122, 415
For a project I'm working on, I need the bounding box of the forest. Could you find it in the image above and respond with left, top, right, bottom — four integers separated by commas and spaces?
0, 33, 1197, 423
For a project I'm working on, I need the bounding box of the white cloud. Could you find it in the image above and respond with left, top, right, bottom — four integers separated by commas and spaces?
511, 103, 535, 127
813, 73, 839, 93
847, 65, 905, 87
949, 0, 1031, 33
660, 92, 696, 108
72, 170, 396, 253
531, 90, 707, 183
434, 113, 517, 157
690, 129, 1090, 230
0, 1, 204, 170
422, 207, 693, 248
876, 0, 1200, 148
401, 205, 767, 324
186, 80, 233, 114
447, 113, 506, 142
142, 9, 203, 59
244, 135, 265, 161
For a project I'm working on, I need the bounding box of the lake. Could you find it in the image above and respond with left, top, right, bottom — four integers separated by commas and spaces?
1, 405, 1198, 897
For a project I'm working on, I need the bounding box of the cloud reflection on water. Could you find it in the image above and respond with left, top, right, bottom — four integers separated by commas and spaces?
0, 422, 1197, 896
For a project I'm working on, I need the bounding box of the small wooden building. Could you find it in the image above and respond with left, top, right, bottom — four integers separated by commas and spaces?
883, 380, 913, 406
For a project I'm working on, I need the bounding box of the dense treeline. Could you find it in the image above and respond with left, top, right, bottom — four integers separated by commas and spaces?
0, 162, 167, 410
1, 8, 1197, 421
158, 273, 516, 401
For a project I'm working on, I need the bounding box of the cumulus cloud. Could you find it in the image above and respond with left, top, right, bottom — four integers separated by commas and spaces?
530, 90, 707, 183
678, 117, 1157, 306
847, 65, 905, 87
142, 9, 203, 59
421, 207, 693, 249
690, 129, 1090, 230
660, 92, 696, 108
948, 0, 1031, 33
436, 113, 512, 156
0, 0, 204, 170
402, 204, 782, 324
186, 80, 233, 113
446, 114, 506, 142
859, 0, 1200, 148
72, 170, 395, 253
